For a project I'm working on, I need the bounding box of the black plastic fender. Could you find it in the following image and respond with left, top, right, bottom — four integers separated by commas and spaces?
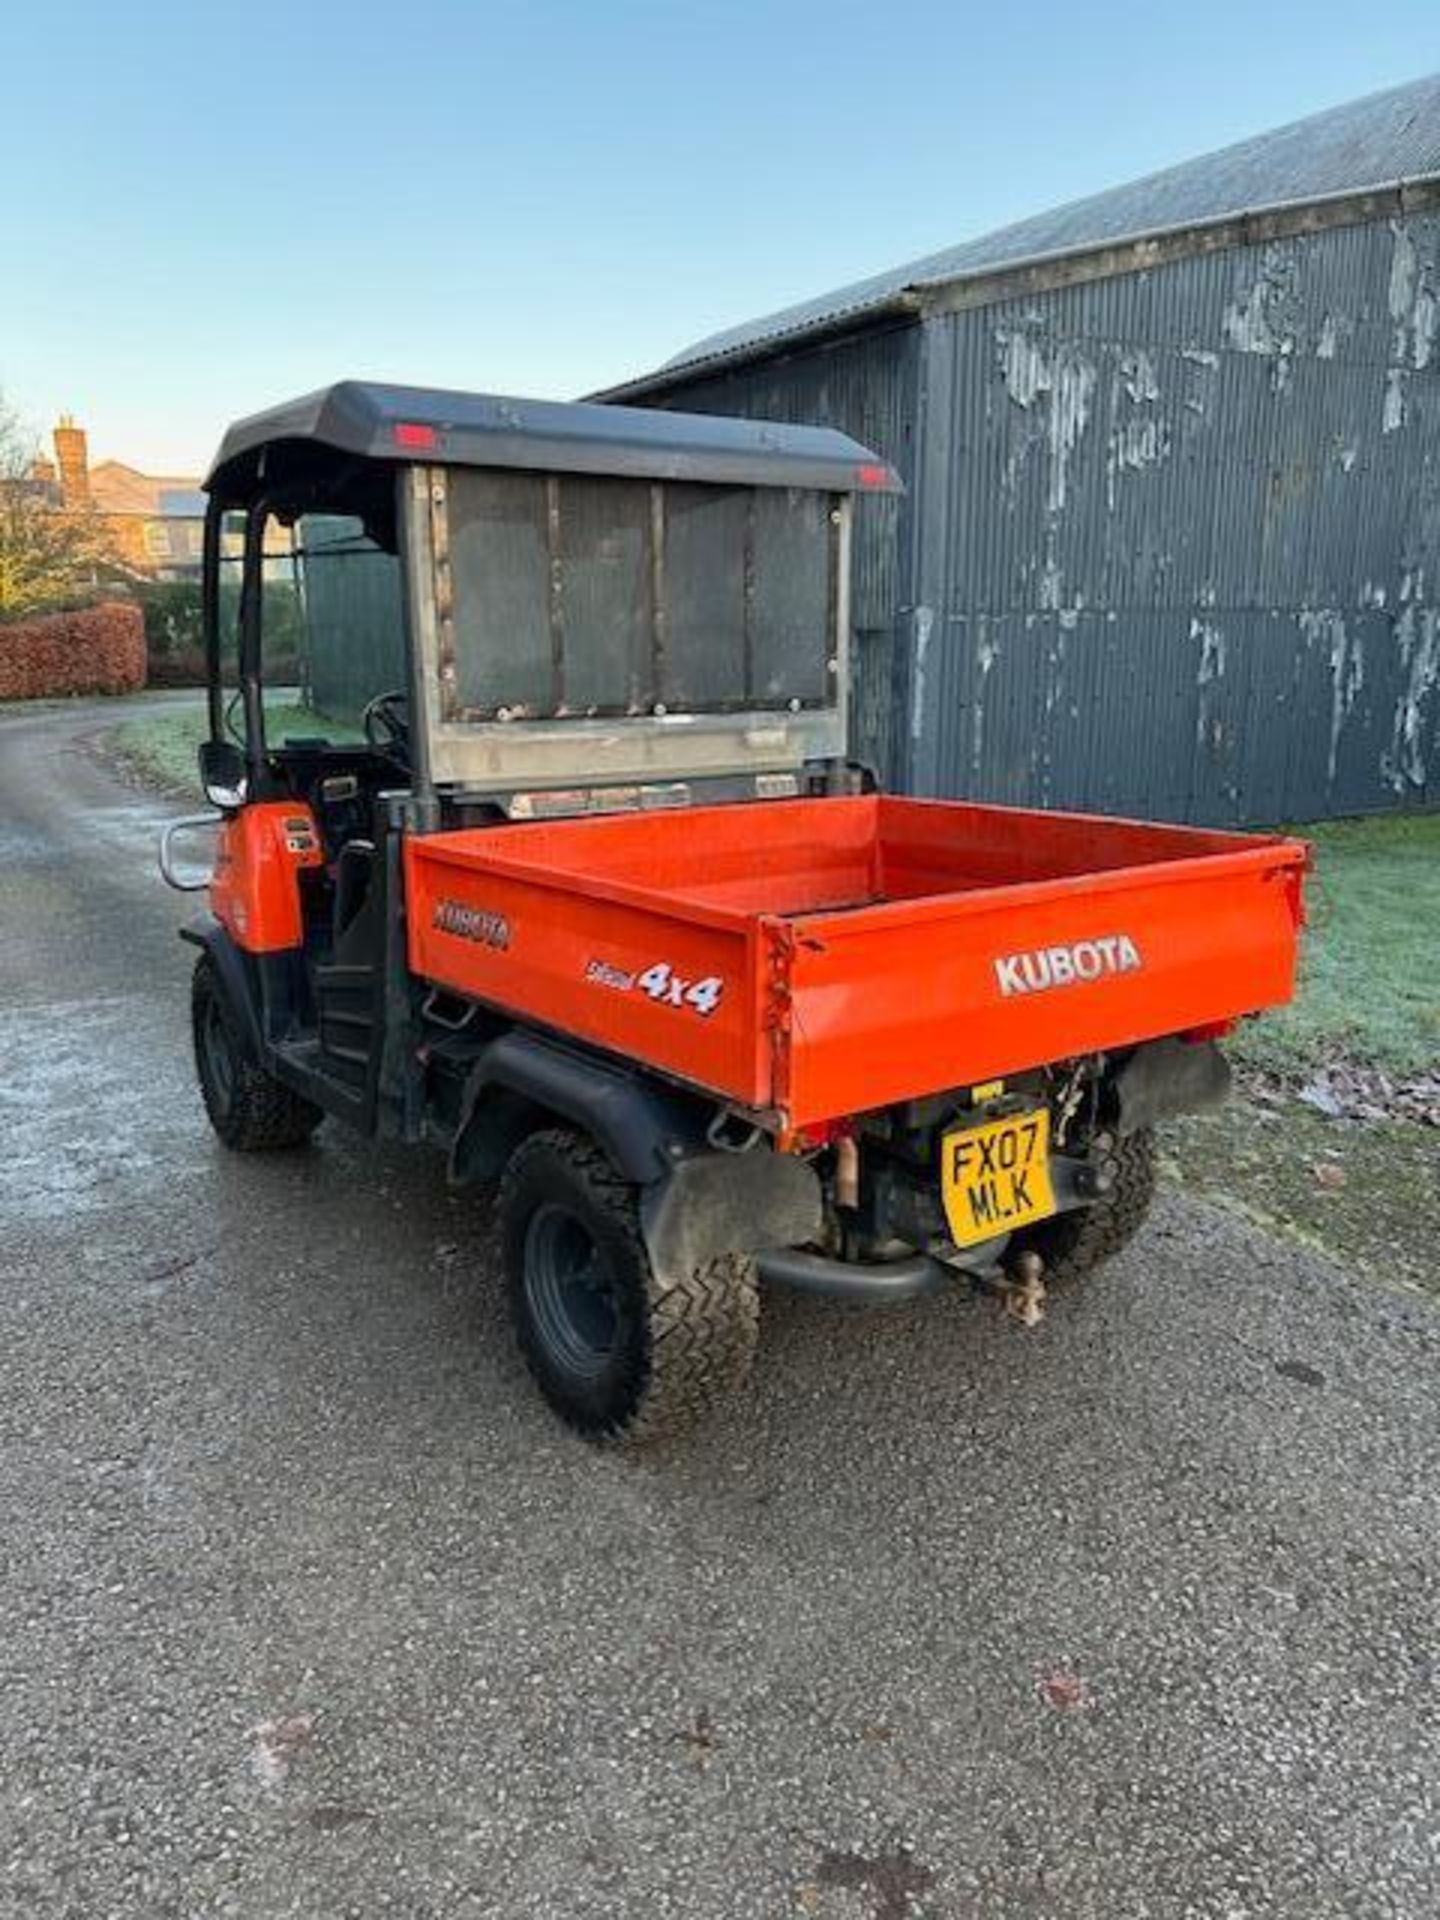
451, 1030, 824, 1278
179, 916, 264, 1060
449, 1029, 714, 1187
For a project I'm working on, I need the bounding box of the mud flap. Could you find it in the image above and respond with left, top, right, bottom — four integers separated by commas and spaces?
1112, 1037, 1231, 1134
640, 1150, 823, 1283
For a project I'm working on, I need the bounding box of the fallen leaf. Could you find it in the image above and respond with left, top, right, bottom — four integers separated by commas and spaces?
1039, 1668, 1088, 1712
1274, 1357, 1326, 1388
672, 1706, 716, 1761
251, 1712, 316, 1787
1298, 1077, 1344, 1118
1279, 1063, 1440, 1128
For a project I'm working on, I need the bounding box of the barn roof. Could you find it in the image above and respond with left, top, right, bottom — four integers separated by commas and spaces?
605, 70, 1440, 394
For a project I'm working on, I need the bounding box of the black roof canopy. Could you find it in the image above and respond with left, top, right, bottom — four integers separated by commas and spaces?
205, 379, 901, 500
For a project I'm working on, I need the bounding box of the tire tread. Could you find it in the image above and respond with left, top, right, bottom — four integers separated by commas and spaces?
192, 956, 321, 1152
1018, 1127, 1158, 1290
500, 1129, 758, 1446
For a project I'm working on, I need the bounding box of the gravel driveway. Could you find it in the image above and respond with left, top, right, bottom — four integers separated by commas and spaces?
1, 695, 1436, 1918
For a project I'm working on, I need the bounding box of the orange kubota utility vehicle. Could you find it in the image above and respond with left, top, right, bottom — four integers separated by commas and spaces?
160, 383, 1309, 1444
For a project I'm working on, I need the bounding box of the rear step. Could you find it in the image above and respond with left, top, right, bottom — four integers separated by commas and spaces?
272, 1036, 367, 1111
314, 959, 378, 1090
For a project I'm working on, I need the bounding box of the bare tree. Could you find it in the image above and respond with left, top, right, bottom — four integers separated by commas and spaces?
0, 394, 119, 618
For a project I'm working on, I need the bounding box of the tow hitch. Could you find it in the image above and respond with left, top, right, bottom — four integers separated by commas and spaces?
987, 1247, 1048, 1327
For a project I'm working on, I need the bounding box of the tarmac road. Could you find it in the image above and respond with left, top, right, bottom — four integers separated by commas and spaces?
1, 693, 1437, 1920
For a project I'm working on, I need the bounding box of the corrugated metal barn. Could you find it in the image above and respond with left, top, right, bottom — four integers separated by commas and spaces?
601, 74, 1440, 825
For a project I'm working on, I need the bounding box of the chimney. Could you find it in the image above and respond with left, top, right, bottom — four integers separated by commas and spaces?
53, 415, 89, 506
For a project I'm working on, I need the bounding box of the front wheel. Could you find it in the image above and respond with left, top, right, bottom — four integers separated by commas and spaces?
1011, 1127, 1158, 1290
191, 955, 322, 1151
498, 1129, 759, 1445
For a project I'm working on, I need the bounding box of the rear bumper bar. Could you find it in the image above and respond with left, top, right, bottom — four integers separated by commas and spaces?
756, 1245, 951, 1303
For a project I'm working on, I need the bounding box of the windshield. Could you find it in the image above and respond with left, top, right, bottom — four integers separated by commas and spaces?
443, 470, 838, 722
291, 513, 406, 728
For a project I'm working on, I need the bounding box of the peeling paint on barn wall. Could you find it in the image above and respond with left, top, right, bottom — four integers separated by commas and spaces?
1384, 599, 1440, 789
908, 210, 1440, 822
1298, 608, 1363, 784
997, 329, 1098, 515
1193, 617, 1226, 749
645, 211, 1439, 824
1389, 220, 1438, 371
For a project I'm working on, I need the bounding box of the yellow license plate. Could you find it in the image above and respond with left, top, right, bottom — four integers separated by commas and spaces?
941, 1109, 1056, 1248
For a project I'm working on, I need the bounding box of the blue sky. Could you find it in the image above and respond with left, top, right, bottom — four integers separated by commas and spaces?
2, 0, 1435, 473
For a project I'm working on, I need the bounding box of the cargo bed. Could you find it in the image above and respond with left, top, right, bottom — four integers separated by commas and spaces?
406, 796, 1308, 1129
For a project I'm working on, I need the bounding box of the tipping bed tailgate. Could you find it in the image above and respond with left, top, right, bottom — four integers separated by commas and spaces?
772, 841, 1307, 1126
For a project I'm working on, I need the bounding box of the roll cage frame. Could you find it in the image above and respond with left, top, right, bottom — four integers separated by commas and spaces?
199, 380, 899, 817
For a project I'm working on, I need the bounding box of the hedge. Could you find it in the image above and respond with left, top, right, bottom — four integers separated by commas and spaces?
0, 601, 147, 699
135, 579, 303, 687
133, 581, 206, 686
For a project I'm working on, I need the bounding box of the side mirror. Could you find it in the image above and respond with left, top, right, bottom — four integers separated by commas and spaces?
199, 738, 247, 811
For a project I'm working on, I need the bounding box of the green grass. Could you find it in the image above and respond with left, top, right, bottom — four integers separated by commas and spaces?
1176, 811, 1440, 1293
111, 699, 361, 796
1231, 813, 1440, 1079
110, 704, 213, 794
1166, 1099, 1440, 1298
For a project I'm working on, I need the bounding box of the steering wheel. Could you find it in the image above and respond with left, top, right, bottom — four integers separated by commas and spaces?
362, 689, 411, 760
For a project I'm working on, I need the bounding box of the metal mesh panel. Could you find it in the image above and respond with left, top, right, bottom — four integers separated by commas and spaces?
445, 470, 836, 720
448, 472, 551, 716
663, 484, 747, 707
751, 489, 832, 703
554, 477, 653, 714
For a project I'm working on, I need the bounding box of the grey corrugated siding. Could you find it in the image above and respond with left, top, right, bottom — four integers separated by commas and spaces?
908, 211, 1439, 821
635, 209, 1439, 824
634, 326, 921, 780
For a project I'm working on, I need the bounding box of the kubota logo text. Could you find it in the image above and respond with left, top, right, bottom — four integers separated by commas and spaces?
433, 898, 511, 949
994, 934, 1142, 997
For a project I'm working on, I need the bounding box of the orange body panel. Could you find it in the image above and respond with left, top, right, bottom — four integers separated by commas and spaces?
406, 835, 768, 1102
210, 801, 324, 953
405, 796, 1308, 1128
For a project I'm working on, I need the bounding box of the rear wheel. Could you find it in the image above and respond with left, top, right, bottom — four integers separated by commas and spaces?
1012, 1127, 1158, 1289
191, 955, 321, 1151
499, 1128, 759, 1445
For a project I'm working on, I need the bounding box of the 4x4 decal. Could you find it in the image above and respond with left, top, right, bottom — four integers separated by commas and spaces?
584, 957, 724, 1018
